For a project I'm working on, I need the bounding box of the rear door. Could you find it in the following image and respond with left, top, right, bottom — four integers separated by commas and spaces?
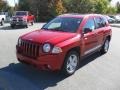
82, 17, 98, 55
94, 16, 106, 47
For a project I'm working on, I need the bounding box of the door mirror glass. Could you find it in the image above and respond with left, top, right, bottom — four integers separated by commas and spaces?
84, 28, 92, 34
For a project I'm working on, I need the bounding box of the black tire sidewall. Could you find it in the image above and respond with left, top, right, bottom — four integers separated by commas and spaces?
11, 25, 15, 28
101, 39, 109, 54
1, 20, 4, 26
61, 51, 79, 76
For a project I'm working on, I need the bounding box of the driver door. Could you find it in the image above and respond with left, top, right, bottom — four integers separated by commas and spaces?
82, 17, 98, 55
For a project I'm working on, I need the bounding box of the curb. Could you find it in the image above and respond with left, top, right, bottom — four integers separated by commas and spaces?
110, 24, 120, 28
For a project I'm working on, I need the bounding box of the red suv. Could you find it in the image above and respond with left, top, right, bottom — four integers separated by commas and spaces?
16, 14, 112, 75
10, 11, 35, 28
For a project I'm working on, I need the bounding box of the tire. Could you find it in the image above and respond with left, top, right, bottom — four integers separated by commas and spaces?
11, 25, 15, 28
61, 50, 79, 76
1, 20, 4, 26
100, 39, 110, 54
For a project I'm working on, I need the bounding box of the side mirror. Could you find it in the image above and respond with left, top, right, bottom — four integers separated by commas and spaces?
83, 28, 92, 34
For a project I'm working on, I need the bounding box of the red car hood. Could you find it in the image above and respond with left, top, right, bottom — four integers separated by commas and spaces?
21, 30, 78, 45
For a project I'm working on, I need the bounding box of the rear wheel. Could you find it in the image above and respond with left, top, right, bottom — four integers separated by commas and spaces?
100, 39, 110, 54
61, 51, 79, 76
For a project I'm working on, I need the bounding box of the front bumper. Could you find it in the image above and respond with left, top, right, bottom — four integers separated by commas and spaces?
11, 21, 27, 26
17, 52, 65, 71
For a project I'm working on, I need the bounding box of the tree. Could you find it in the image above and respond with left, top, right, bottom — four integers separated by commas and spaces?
18, 0, 30, 11
94, 0, 109, 14
116, 2, 120, 13
54, 0, 66, 15
27, 0, 55, 21
18, 0, 66, 21
63, 0, 114, 14
0, 0, 8, 11
63, 0, 95, 13
106, 6, 117, 14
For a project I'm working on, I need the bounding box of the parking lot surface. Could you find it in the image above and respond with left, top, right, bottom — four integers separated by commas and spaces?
0, 23, 120, 90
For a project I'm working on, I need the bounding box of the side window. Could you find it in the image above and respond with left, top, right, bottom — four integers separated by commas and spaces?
83, 18, 95, 32
95, 17, 104, 29
101, 17, 107, 27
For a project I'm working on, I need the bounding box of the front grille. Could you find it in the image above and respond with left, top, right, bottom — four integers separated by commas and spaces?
13, 19, 23, 22
20, 40, 40, 58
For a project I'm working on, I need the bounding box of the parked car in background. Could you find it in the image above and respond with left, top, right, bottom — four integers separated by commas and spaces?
10, 11, 35, 28
105, 15, 115, 23
0, 12, 6, 26
109, 15, 120, 23
16, 14, 112, 76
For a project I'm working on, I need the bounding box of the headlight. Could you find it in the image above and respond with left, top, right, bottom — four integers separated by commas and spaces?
18, 38, 22, 46
43, 43, 51, 53
52, 46, 62, 54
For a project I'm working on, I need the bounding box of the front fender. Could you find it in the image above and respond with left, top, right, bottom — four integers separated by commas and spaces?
56, 34, 81, 54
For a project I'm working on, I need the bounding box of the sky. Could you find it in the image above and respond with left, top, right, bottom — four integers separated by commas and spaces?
6, 0, 19, 7
6, 0, 120, 7
111, 0, 120, 6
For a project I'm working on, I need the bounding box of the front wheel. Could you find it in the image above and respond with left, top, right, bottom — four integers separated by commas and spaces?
1, 20, 4, 26
25, 24, 28, 28
61, 51, 79, 76
11, 25, 15, 28
100, 39, 110, 54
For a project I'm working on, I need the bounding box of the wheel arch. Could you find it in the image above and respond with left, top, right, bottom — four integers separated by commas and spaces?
61, 46, 81, 75
2, 18, 4, 21
65, 46, 81, 60
106, 35, 111, 41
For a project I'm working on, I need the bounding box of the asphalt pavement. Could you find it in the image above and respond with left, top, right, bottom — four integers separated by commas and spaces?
0, 23, 120, 90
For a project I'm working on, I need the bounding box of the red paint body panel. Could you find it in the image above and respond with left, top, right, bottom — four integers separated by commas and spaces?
21, 30, 77, 45
16, 14, 112, 71
17, 53, 65, 70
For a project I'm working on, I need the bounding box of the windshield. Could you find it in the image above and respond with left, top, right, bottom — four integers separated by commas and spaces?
15, 11, 27, 16
42, 17, 83, 33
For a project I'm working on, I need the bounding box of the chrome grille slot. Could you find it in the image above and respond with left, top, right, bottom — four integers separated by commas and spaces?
20, 40, 40, 58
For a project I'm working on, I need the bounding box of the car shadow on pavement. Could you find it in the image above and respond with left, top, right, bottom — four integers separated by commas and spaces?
0, 52, 102, 90
0, 26, 28, 30
79, 52, 102, 69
